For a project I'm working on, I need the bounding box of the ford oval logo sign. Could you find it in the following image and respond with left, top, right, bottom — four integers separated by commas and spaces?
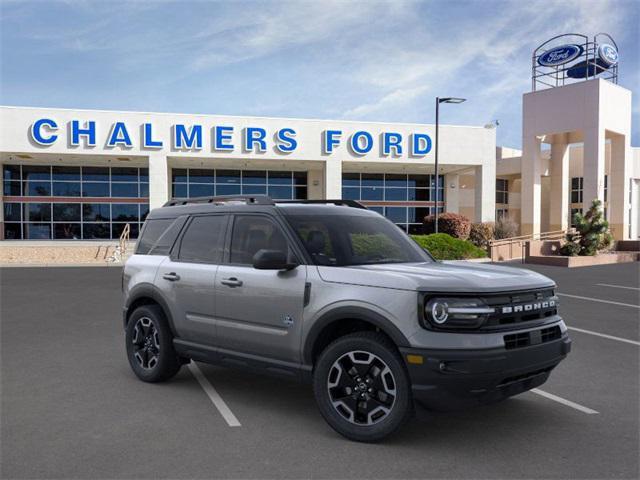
538, 44, 583, 67
598, 44, 618, 66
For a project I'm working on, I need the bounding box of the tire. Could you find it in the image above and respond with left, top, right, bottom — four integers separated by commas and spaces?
313, 331, 413, 442
125, 304, 181, 383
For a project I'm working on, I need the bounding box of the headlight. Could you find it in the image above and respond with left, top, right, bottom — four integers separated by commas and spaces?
424, 297, 495, 329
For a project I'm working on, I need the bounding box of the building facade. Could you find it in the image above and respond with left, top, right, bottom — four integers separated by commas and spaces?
0, 106, 496, 240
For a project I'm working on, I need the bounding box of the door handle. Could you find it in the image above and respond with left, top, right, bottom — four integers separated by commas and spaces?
162, 272, 181, 281
221, 277, 243, 287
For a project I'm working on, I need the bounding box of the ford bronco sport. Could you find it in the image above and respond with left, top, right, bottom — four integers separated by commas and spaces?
122, 195, 571, 442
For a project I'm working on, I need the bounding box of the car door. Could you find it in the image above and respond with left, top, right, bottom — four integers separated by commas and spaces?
156, 214, 229, 345
214, 213, 307, 363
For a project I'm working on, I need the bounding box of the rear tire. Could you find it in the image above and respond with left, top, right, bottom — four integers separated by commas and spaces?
125, 304, 181, 382
313, 331, 413, 442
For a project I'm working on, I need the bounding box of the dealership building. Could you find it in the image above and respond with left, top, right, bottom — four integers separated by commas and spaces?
0, 35, 638, 244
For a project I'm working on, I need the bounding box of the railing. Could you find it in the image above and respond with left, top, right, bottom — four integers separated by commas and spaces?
489, 229, 572, 262
106, 223, 131, 263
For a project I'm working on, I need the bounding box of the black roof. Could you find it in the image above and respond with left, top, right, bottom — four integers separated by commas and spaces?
147, 195, 373, 220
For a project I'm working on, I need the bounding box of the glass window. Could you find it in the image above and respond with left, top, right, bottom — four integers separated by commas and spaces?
268, 171, 292, 185
110, 167, 138, 182
342, 187, 360, 200
4, 223, 22, 239
139, 168, 149, 182
242, 185, 267, 195
4, 203, 21, 221
570, 177, 583, 204
140, 183, 149, 197
146, 217, 187, 255
25, 203, 51, 222
342, 173, 360, 186
26, 181, 51, 196
216, 184, 241, 196
83, 223, 110, 239
385, 174, 407, 187
230, 215, 290, 265
82, 167, 109, 182
178, 215, 227, 263
385, 188, 407, 201
112, 222, 139, 240
3, 181, 21, 196
112, 204, 139, 222
23, 165, 50, 181
52, 182, 81, 197
409, 188, 429, 201
189, 169, 215, 183
216, 170, 241, 184
268, 185, 292, 199
293, 171, 307, 185
188, 184, 215, 198
408, 174, 429, 188
54, 223, 81, 239
361, 187, 383, 201
140, 204, 150, 221
82, 182, 109, 197
294, 186, 307, 200
111, 183, 139, 198
496, 178, 509, 204
172, 183, 187, 198
53, 203, 81, 221
3, 164, 21, 181
83, 203, 110, 221
172, 168, 188, 183
361, 173, 384, 187
137, 218, 175, 254
242, 170, 267, 184
24, 223, 51, 239
52, 166, 80, 181
385, 207, 407, 223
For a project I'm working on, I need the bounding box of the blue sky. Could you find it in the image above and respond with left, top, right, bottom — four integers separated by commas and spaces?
1, 0, 638, 148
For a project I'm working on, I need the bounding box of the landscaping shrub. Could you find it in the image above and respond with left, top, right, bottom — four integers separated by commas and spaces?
423, 213, 471, 240
411, 233, 487, 260
494, 216, 519, 239
469, 222, 495, 249
560, 199, 613, 256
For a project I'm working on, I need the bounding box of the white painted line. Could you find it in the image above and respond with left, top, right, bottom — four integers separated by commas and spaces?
188, 361, 241, 427
596, 283, 640, 291
531, 388, 599, 415
558, 293, 639, 309
567, 326, 640, 346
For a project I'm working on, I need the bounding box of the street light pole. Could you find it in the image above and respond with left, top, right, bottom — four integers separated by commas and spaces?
433, 96, 466, 234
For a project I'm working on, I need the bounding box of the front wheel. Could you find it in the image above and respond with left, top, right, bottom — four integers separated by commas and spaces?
125, 304, 181, 383
313, 332, 413, 442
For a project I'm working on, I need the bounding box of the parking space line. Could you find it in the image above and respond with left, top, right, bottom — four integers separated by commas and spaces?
596, 283, 640, 291
567, 326, 640, 346
531, 388, 599, 414
558, 293, 639, 309
188, 362, 241, 427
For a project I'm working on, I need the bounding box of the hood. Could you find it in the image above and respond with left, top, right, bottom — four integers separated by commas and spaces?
317, 261, 555, 293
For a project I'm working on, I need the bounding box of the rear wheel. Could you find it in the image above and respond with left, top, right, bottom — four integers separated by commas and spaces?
313, 332, 412, 442
125, 305, 181, 382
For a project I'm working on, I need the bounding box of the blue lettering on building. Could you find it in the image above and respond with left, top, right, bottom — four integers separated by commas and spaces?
143, 123, 163, 148
173, 124, 202, 150
350, 131, 373, 155
411, 133, 432, 156
107, 122, 133, 148
214, 126, 234, 151
71, 120, 96, 147
30, 118, 58, 145
275, 128, 297, 153
323, 130, 342, 154
244, 127, 267, 152
382, 132, 403, 156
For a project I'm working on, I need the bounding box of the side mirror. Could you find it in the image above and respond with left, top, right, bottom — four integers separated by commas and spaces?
252, 249, 298, 270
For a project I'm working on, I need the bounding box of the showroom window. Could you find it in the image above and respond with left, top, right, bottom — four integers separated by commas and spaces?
496, 178, 508, 204
341, 173, 444, 233
2, 164, 148, 240
171, 168, 307, 200
570, 177, 583, 203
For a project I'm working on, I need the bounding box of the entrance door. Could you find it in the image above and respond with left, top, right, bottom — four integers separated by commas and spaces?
156, 214, 228, 345
215, 214, 307, 363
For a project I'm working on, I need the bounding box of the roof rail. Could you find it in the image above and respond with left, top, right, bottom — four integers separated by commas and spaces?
163, 195, 274, 207
274, 199, 367, 209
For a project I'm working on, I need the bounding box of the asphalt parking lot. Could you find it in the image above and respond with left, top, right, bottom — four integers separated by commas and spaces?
1, 262, 638, 479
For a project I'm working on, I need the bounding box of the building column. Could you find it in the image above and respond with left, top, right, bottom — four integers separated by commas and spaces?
306, 169, 324, 200
474, 163, 495, 223
445, 173, 459, 214
521, 135, 543, 236
148, 153, 169, 210
324, 159, 342, 199
609, 134, 631, 240
549, 134, 570, 232
582, 126, 605, 212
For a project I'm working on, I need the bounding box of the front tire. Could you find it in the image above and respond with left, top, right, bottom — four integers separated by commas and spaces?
313, 332, 413, 442
125, 305, 181, 382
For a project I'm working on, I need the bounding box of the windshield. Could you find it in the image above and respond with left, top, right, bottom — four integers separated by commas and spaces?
285, 212, 433, 266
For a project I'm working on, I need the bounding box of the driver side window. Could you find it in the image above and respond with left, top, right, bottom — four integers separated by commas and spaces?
229, 215, 291, 265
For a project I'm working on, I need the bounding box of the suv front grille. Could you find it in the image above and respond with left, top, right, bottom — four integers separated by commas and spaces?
481, 288, 558, 330
504, 325, 562, 350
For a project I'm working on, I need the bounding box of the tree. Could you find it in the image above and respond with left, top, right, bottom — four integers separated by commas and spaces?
560, 199, 613, 256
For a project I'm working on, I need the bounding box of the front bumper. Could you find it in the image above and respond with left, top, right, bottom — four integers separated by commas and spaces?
400, 333, 571, 411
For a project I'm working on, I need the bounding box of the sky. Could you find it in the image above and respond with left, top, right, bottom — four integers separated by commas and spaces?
1, 0, 638, 148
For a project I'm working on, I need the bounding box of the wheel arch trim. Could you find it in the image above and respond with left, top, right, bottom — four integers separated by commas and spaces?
124, 283, 178, 337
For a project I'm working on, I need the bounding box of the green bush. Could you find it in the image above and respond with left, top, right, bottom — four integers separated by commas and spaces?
560, 199, 613, 256
411, 233, 487, 260
469, 222, 495, 249
423, 212, 471, 240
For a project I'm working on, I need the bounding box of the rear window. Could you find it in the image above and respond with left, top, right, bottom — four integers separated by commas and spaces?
136, 217, 183, 255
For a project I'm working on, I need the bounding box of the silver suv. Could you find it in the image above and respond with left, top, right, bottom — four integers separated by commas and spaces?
122, 195, 571, 442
